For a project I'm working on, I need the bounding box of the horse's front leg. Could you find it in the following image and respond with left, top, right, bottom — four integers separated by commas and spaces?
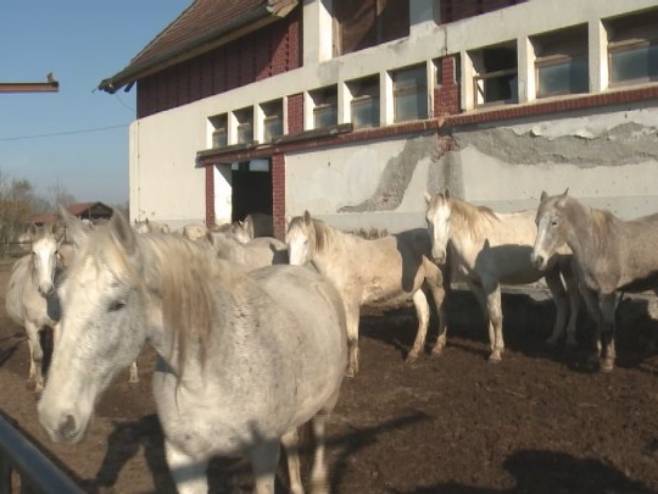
344, 299, 361, 377
598, 293, 618, 373
484, 283, 504, 363
281, 428, 304, 494
564, 264, 582, 349
579, 285, 604, 364
164, 440, 208, 494
24, 321, 44, 392
544, 268, 568, 347
250, 439, 281, 494
407, 289, 430, 363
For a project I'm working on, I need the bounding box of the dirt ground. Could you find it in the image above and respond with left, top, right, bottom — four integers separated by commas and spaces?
1, 264, 658, 494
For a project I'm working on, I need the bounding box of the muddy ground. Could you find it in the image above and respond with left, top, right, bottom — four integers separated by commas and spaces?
1, 264, 658, 493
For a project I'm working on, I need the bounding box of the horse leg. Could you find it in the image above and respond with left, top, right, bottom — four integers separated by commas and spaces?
580, 285, 604, 364
128, 360, 139, 383
250, 440, 281, 494
484, 283, 504, 363
310, 388, 339, 494
599, 294, 618, 373
544, 268, 568, 348
164, 440, 208, 494
407, 289, 430, 363
422, 260, 449, 356
281, 428, 304, 494
564, 265, 581, 349
344, 300, 360, 377
25, 321, 44, 392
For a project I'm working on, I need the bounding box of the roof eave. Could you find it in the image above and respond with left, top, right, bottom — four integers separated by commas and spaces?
98, 0, 298, 94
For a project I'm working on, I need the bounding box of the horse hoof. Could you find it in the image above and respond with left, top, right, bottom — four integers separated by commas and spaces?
488, 354, 502, 364
600, 359, 615, 373
431, 346, 444, 357
345, 367, 357, 378
405, 352, 419, 364
544, 338, 558, 348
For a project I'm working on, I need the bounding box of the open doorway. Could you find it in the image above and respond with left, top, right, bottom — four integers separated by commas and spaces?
231, 159, 272, 222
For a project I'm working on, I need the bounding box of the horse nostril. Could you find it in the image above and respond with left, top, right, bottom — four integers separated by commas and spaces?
58, 414, 77, 441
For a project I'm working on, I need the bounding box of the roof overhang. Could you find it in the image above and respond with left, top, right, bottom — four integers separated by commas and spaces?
98, 0, 297, 94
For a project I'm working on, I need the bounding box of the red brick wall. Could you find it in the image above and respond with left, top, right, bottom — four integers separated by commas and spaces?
205, 165, 215, 227
271, 153, 286, 240
439, 0, 526, 24
434, 56, 461, 116
137, 6, 302, 118
287, 93, 304, 135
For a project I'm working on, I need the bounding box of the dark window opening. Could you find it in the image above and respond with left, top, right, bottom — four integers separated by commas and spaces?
334, 0, 409, 56
349, 76, 380, 128
311, 86, 338, 129
533, 25, 589, 98
261, 100, 283, 142
234, 108, 253, 144
606, 9, 658, 87
231, 160, 272, 223
209, 114, 227, 148
393, 64, 428, 122
472, 43, 518, 106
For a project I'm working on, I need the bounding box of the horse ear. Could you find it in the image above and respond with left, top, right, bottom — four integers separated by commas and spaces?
424, 192, 432, 205
58, 205, 88, 247
444, 188, 450, 199
27, 223, 38, 237
540, 191, 548, 202
109, 208, 137, 257
303, 210, 311, 225
562, 187, 569, 197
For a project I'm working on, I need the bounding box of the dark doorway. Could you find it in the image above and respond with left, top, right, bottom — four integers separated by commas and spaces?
231, 159, 273, 222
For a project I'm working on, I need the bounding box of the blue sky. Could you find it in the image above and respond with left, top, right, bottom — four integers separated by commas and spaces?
0, 1, 190, 205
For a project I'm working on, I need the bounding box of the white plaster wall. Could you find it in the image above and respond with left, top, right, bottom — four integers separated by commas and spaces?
129, 0, 658, 228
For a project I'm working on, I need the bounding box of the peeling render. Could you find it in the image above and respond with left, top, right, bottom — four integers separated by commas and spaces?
339, 134, 440, 212
455, 122, 658, 167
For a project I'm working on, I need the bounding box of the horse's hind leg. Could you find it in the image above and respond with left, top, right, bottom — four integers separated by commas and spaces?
407, 289, 430, 363
310, 389, 339, 494
545, 268, 568, 347
422, 261, 449, 356
564, 264, 581, 348
128, 360, 139, 383
599, 294, 618, 372
281, 428, 304, 494
484, 283, 504, 363
165, 440, 208, 494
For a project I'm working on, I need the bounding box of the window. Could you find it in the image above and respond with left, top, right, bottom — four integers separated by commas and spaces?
334, 0, 409, 56
471, 43, 518, 106
234, 108, 253, 144
209, 114, 227, 148
348, 76, 380, 128
434, 59, 444, 87
260, 100, 283, 142
607, 9, 658, 87
311, 86, 338, 129
392, 65, 428, 123
533, 26, 588, 98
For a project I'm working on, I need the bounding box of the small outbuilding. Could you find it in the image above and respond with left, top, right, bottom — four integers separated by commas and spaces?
31, 202, 114, 226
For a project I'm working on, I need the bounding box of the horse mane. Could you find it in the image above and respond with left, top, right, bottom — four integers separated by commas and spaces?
288, 216, 336, 254
449, 197, 499, 237
84, 228, 234, 373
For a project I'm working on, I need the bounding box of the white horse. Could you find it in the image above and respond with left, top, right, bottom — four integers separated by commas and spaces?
425, 192, 578, 362
182, 224, 208, 242
208, 232, 288, 270
134, 218, 170, 234
5, 226, 62, 391
38, 210, 347, 494
286, 211, 446, 376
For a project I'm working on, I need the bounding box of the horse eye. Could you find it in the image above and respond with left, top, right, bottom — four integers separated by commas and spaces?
108, 300, 126, 312
551, 220, 558, 227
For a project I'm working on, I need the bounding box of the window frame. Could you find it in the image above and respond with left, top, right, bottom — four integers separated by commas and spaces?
608, 38, 658, 87
392, 65, 428, 123
473, 68, 518, 107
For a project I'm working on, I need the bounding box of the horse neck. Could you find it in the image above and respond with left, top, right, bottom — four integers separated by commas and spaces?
448, 200, 490, 251
563, 199, 610, 260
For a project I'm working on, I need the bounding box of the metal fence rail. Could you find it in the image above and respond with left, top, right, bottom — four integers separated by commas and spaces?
0, 414, 83, 494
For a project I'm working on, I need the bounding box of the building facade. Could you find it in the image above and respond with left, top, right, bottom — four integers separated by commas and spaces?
100, 0, 658, 237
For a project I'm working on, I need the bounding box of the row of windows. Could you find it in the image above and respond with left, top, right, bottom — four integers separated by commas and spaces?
207, 7, 658, 149
472, 8, 658, 107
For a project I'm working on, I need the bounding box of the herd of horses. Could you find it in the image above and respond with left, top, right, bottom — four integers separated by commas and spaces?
4, 189, 657, 493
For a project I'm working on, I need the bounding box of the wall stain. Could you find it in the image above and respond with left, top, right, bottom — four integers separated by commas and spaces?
456, 122, 658, 167
340, 134, 456, 213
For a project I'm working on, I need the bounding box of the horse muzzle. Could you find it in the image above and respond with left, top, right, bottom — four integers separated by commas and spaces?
530, 252, 547, 271
38, 283, 55, 298
431, 249, 447, 265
